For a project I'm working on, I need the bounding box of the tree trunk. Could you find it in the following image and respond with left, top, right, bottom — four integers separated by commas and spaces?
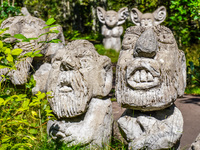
12, 0, 14, 6
62, 0, 67, 19
91, 0, 96, 32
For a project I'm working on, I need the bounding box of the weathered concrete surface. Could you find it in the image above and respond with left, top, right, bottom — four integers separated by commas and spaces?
32, 63, 52, 94
112, 95, 200, 149
116, 26, 186, 111
47, 40, 113, 147
47, 98, 113, 147
118, 105, 183, 150
47, 40, 113, 119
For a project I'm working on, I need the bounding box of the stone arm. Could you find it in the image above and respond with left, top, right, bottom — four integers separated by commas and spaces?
101, 25, 112, 37
47, 98, 112, 147
112, 26, 123, 37
118, 107, 183, 149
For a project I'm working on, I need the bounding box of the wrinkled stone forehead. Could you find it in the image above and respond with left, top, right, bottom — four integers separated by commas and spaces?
124, 25, 175, 46
106, 10, 118, 15
66, 40, 97, 57
141, 13, 154, 20
52, 40, 102, 65
125, 25, 172, 36
1, 16, 46, 29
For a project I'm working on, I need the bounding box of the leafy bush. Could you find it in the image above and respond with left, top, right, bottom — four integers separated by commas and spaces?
186, 58, 200, 95
0, 18, 60, 150
0, 1, 20, 19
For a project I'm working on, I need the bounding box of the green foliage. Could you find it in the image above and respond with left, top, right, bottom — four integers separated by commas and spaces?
187, 58, 200, 90
0, 1, 21, 19
0, 88, 54, 150
0, 17, 62, 150
0, 40, 23, 70
185, 87, 200, 95
168, 0, 200, 47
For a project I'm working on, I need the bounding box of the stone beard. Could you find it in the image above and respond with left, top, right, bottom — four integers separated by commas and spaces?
47, 40, 113, 119
116, 25, 186, 111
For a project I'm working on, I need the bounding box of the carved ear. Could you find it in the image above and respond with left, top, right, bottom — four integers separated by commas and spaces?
97, 7, 106, 24
153, 6, 166, 26
117, 7, 129, 25
130, 8, 142, 26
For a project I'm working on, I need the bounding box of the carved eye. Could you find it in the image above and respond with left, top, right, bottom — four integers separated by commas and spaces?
106, 16, 110, 19
60, 61, 74, 71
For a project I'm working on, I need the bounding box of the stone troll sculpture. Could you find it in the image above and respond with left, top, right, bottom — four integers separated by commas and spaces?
97, 7, 129, 52
0, 6, 187, 149
0, 8, 65, 85
0, 10, 114, 147
116, 6, 186, 149
47, 40, 113, 147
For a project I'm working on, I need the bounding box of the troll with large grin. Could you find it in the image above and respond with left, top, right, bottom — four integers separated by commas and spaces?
116, 6, 186, 149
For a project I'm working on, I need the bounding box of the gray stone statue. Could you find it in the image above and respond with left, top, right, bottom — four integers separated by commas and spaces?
97, 7, 129, 52
0, 10, 65, 85
47, 40, 113, 147
116, 6, 186, 149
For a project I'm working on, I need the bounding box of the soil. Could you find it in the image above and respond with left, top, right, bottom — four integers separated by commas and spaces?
112, 94, 200, 149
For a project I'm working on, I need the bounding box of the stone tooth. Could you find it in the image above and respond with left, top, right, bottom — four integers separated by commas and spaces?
140, 70, 147, 82
147, 72, 154, 82
133, 71, 140, 83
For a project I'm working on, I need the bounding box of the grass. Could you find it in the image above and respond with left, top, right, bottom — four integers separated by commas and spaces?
185, 87, 200, 95
95, 44, 120, 64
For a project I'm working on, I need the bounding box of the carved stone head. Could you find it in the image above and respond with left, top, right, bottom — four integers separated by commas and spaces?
0, 16, 48, 85
97, 7, 129, 28
116, 7, 186, 111
131, 6, 167, 27
1, 16, 48, 53
47, 40, 112, 119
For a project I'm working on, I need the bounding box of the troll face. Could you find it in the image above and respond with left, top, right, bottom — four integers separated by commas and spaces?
97, 7, 128, 28
116, 23, 186, 111
47, 40, 112, 119
131, 6, 167, 27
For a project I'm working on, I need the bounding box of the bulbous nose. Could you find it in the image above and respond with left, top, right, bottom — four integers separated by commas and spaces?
134, 28, 157, 58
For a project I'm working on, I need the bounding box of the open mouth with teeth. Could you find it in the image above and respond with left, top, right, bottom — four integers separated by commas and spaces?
126, 58, 160, 90
127, 69, 160, 90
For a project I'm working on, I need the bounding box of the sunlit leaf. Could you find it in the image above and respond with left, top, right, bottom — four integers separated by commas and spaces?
27, 38, 38, 41
48, 39, 61, 43
0, 40, 3, 48
42, 26, 50, 29
5, 48, 11, 54
14, 34, 27, 40
6, 54, 13, 62
33, 50, 40, 54
22, 99, 30, 109
0, 98, 5, 105
2, 135, 11, 143
0, 65, 9, 69
11, 48, 23, 55
45, 18, 56, 25
29, 129, 38, 134
31, 111, 37, 117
